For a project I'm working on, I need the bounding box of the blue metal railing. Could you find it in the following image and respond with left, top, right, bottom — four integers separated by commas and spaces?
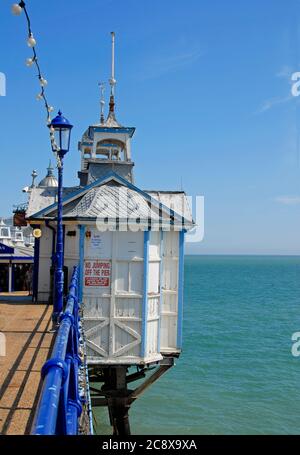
32, 265, 86, 435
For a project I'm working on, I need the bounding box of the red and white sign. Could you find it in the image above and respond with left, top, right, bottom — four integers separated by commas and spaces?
84, 260, 111, 287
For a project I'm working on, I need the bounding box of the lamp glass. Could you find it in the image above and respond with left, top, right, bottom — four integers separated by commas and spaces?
53, 127, 71, 154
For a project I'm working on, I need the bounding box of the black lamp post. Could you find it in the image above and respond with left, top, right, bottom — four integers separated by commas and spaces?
49, 111, 73, 324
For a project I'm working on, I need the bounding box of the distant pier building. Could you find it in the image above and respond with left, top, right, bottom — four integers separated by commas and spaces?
0, 219, 33, 294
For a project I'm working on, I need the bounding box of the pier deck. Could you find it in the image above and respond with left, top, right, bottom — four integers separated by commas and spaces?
0, 303, 54, 435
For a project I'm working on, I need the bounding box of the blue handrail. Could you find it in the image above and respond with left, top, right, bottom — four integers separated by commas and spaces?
32, 265, 84, 435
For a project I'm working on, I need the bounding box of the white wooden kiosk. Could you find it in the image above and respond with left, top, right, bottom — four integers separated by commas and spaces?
26, 33, 194, 434
27, 174, 193, 366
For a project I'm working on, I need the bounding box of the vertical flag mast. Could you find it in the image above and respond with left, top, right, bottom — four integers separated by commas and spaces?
109, 31, 116, 97
108, 32, 117, 119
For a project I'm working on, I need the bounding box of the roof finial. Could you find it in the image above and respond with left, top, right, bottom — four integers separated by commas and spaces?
31, 170, 38, 188
98, 82, 105, 124
108, 32, 116, 117
47, 160, 54, 176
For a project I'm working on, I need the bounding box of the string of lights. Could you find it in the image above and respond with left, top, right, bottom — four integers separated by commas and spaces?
11, 1, 61, 164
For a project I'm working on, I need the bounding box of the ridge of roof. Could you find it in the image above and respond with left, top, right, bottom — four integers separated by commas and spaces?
28, 171, 193, 225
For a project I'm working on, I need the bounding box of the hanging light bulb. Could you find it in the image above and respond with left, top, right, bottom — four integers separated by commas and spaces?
39, 77, 47, 87
11, 3, 23, 15
26, 57, 35, 67
27, 34, 36, 48
36, 93, 43, 101
47, 106, 54, 113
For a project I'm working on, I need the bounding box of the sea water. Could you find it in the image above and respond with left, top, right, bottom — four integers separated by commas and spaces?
93, 255, 300, 435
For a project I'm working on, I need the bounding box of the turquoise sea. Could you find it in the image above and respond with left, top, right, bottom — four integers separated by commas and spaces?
93, 255, 300, 435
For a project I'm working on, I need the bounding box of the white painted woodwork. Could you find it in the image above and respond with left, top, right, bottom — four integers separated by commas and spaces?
37, 224, 181, 363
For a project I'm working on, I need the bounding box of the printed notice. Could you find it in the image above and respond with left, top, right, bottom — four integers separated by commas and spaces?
91, 233, 102, 249
84, 260, 111, 287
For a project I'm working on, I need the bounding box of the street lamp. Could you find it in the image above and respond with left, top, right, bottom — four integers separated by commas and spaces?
49, 111, 73, 325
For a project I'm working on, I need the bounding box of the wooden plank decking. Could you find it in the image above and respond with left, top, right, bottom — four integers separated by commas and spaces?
0, 303, 54, 435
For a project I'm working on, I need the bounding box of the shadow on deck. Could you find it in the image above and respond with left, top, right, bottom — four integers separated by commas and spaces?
0, 302, 54, 435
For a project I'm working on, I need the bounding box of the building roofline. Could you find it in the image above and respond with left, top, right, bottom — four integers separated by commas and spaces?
143, 190, 186, 194
88, 125, 136, 138
28, 171, 193, 225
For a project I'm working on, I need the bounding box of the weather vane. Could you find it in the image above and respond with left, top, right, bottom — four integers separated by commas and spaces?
98, 82, 105, 124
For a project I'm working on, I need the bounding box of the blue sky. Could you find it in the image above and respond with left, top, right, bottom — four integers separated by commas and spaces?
0, 0, 300, 254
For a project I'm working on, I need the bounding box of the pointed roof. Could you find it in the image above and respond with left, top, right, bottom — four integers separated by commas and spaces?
103, 94, 122, 128
38, 161, 58, 188
52, 183, 161, 222
27, 172, 194, 229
